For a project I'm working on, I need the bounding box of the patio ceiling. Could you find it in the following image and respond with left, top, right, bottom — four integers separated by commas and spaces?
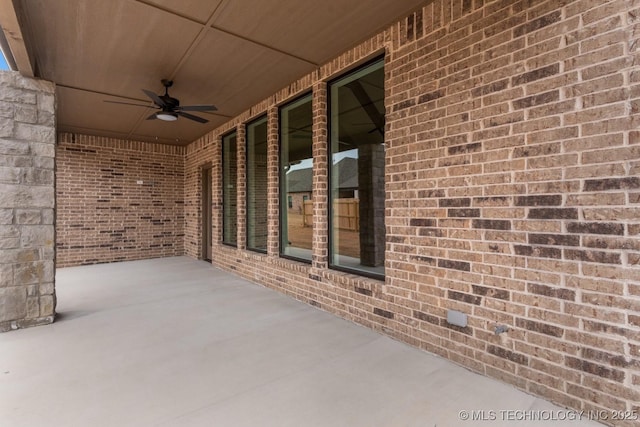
1, 0, 427, 145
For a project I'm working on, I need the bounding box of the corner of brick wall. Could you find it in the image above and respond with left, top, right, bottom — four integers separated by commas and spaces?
0, 71, 56, 332
55, 133, 186, 267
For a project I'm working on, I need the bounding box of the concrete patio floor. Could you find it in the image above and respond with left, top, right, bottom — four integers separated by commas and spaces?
0, 257, 603, 427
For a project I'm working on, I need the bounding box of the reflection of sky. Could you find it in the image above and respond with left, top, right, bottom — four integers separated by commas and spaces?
334, 149, 357, 164
288, 158, 312, 172
287, 149, 357, 173
0, 51, 9, 70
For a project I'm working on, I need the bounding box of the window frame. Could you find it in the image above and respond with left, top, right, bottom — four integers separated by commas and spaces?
278, 92, 314, 263
246, 115, 269, 254
221, 130, 238, 247
327, 56, 386, 280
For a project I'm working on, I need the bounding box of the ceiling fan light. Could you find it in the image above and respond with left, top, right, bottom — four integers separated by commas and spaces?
156, 112, 178, 121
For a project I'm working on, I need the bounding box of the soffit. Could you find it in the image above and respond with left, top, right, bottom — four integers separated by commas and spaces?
10, 0, 427, 145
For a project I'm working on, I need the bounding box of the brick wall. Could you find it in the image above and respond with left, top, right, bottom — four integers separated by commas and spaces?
385, 0, 640, 419
56, 133, 185, 267
184, 0, 640, 423
0, 72, 56, 331
184, 133, 217, 255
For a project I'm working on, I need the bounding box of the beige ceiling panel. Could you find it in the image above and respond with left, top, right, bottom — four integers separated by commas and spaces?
20, 0, 203, 96
17, 0, 427, 145
211, 0, 427, 64
143, 0, 223, 24
57, 86, 150, 135
172, 28, 315, 118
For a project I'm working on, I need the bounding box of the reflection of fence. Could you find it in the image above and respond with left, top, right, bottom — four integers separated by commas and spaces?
303, 200, 313, 227
303, 198, 359, 231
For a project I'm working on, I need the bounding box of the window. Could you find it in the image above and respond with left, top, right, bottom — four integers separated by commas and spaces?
222, 131, 238, 246
280, 94, 313, 261
247, 116, 268, 252
329, 58, 385, 278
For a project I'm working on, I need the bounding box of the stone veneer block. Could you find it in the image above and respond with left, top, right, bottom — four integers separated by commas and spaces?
0, 71, 56, 332
0, 287, 26, 322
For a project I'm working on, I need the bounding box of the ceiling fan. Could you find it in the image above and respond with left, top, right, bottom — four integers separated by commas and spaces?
105, 79, 217, 123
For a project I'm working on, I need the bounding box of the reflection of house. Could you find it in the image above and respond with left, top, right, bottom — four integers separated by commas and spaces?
286, 157, 360, 213
285, 168, 312, 213
332, 157, 358, 198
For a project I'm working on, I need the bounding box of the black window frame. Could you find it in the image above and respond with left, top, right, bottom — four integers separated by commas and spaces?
278, 92, 314, 263
221, 130, 238, 247
327, 56, 386, 280
246, 115, 269, 254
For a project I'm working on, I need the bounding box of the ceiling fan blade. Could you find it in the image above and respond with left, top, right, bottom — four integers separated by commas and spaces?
142, 89, 166, 107
177, 111, 208, 123
104, 100, 153, 108
178, 104, 218, 112
146, 113, 157, 120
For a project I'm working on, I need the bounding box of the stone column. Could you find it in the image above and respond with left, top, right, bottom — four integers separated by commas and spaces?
0, 71, 56, 332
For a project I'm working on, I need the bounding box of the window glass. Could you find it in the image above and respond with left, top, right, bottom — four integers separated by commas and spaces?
222, 132, 238, 246
247, 116, 268, 252
280, 95, 313, 261
329, 59, 385, 278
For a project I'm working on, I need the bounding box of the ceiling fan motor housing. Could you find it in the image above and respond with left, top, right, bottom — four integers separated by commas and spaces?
160, 95, 179, 108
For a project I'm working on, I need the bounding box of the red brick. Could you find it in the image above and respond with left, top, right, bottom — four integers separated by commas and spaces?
56, 134, 185, 266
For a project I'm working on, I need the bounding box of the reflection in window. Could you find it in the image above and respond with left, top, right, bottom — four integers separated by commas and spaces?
222, 132, 238, 246
329, 59, 385, 278
280, 94, 313, 261
247, 116, 268, 252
